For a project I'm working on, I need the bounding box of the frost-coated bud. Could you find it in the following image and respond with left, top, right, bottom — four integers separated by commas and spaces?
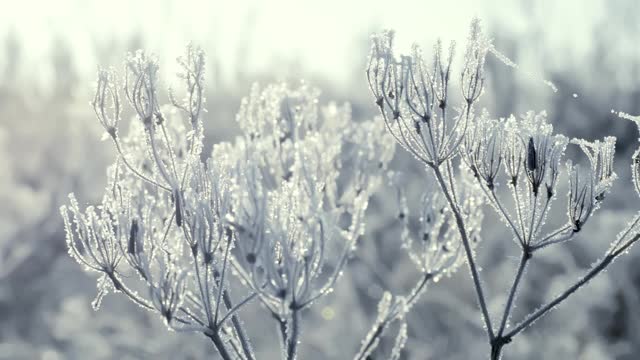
572, 136, 617, 202
567, 161, 593, 232
368, 23, 485, 166
461, 17, 490, 104
124, 50, 160, 124
462, 111, 504, 190
503, 116, 524, 186
632, 147, 640, 198
93, 68, 121, 138
149, 265, 187, 325
526, 137, 537, 171
127, 219, 141, 254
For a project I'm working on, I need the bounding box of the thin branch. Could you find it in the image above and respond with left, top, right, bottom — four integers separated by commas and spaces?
287, 308, 300, 360
496, 249, 530, 337
207, 332, 233, 360
222, 290, 256, 360
505, 234, 640, 339
112, 138, 171, 192
485, 187, 523, 245
432, 165, 494, 341
108, 272, 153, 310
354, 273, 433, 360
217, 292, 259, 328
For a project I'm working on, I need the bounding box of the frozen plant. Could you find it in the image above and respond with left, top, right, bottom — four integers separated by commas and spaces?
227, 82, 395, 358
355, 169, 484, 359
367, 18, 640, 359
61, 45, 394, 359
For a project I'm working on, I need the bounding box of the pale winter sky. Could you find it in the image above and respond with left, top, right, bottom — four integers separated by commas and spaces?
0, 0, 636, 91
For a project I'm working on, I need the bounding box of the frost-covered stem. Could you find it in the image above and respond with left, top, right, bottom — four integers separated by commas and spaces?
296, 225, 362, 309
207, 332, 233, 360
275, 313, 288, 355
531, 231, 573, 252
490, 341, 505, 360
204, 264, 215, 325
219, 328, 246, 360
107, 272, 153, 309
610, 215, 640, 251
222, 290, 256, 360
531, 225, 574, 251
496, 250, 530, 338
217, 292, 258, 328
491, 249, 531, 359
512, 183, 528, 242
431, 165, 494, 341
159, 121, 180, 180
505, 234, 640, 340
191, 245, 213, 325
354, 273, 432, 360
214, 232, 234, 324
147, 127, 174, 186
486, 188, 522, 244
403, 273, 433, 312
355, 322, 385, 360
445, 159, 459, 204
532, 196, 552, 238
286, 308, 300, 360
112, 138, 171, 192
527, 194, 538, 243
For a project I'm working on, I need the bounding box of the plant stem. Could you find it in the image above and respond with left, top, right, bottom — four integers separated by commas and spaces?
353, 273, 433, 360
275, 314, 288, 356
494, 233, 640, 359
112, 138, 171, 192
402, 273, 433, 313
355, 322, 385, 360
287, 309, 300, 360
207, 332, 233, 360
490, 249, 530, 360
497, 250, 530, 337
222, 290, 256, 360
505, 254, 614, 339
432, 166, 495, 341
490, 341, 507, 360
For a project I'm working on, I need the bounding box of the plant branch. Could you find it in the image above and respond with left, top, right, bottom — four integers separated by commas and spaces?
274, 313, 288, 356
505, 234, 640, 340
112, 137, 171, 192
431, 165, 494, 341
353, 273, 433, 360
496, 249, 530, 337
222, 290, 256, 360
287, 308, 300, 360
207, 332, 233, 360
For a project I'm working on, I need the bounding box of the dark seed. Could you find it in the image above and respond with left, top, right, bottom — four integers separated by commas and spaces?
527, 137, 537, 171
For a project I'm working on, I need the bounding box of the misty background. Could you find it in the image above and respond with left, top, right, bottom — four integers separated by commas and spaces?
0, 0, 639, 358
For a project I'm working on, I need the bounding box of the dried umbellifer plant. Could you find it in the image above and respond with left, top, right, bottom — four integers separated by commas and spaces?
364, 18, 640, 359
60, 19, 640, 360
61, 45, 395, 359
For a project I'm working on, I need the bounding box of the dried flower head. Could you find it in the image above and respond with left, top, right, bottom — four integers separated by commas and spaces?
367, 19, 491, 166
228, 83, 394, 317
